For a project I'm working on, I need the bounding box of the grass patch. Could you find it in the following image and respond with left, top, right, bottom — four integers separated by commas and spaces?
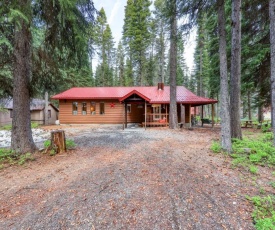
43, 139, 76, 155
211, 132, 275, 229
31, 122, 40, 129
0, 122, 40, 131
0, 124, 12, 130
44, 140, 51, 148
230, 133, 275, 167
247, 195, 275, 230
66, 139, 76, 149
250, 165, 259, 174
210, 141, 222, 153
0, 148, 34, 166
261, 124, 272, 133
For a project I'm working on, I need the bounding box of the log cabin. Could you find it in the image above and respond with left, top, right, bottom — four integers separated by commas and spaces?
52, 83, 218, 128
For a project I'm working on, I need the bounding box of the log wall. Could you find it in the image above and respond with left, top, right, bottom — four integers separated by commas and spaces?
58, 99, 144, 124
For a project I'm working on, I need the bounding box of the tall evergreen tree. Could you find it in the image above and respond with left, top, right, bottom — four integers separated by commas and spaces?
217, 0, 232, 152
123, 0, 152, 86
94, 8, 115, 86
154, 0, 168, 84
11, 0, 37, 153
230, 0, 242, 139
115, 41, 125, 86
270, 0, 275, 145
168, 0, 178, 129
1, 0, 96, 153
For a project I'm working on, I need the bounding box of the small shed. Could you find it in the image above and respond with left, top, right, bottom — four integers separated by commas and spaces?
0, 98, 59, 126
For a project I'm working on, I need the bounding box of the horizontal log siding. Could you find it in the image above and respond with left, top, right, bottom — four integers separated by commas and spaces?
59, 100, 144, 124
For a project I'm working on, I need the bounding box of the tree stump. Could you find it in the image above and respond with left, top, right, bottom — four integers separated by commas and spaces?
51, 130, 66, 154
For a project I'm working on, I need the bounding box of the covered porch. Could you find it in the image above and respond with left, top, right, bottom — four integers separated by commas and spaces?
120, 90, 217, 129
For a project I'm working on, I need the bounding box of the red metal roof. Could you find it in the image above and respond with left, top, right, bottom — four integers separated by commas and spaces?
51, 86, 218, 105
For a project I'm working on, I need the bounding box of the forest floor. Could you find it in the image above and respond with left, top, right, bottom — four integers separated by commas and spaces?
0, 124, 270, 229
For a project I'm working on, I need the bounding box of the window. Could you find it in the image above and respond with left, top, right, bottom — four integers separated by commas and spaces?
48, 110, 51, 118
10, 110, 13, 118
90, 102, 96, 115
82, 102, 87, 115
72, 102, 78, 115
127, 104, 131, 113
100, 102, 105, 115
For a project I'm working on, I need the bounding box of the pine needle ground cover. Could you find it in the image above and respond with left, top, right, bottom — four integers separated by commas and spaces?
211, 131, 275, 229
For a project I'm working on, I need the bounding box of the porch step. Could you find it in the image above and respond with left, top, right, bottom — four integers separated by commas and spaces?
141, 122, 168, 127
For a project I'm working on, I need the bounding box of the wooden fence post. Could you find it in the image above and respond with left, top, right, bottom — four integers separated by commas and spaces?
51, 130, 66, 153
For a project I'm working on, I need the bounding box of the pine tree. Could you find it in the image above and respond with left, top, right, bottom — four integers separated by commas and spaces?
0, 0, 96, 153
154, 0, 168, 84
269, 0, 275, 145
168, 0, 178, 129
123, 0, 152, 86
217, 0, 232, 152
115, 41, 125, 86
230, 0, 242, 139
94, 8, 115, 86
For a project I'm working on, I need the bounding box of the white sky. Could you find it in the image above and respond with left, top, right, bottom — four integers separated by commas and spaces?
93, 0, 196, 71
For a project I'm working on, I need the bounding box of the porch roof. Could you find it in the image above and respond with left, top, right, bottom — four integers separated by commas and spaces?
52, 86, 218, 105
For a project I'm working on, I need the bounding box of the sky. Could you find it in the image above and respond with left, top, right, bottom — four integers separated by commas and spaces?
93, 0, 196, 71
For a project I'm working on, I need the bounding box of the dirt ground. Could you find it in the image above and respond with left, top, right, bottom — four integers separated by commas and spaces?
0, 125, 256, 229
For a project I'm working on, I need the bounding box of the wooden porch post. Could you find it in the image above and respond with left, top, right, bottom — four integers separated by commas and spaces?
123, 102, 125, 130
201, 105, 204, 127
125, 103, 127, 128
189, 104, 191, 128
211, 103, 214, 128
181, 104, 185, 127
145, 101, 147, 130
165, 104, 168, 126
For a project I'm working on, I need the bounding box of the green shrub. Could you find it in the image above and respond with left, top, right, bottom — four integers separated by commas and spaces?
262, 132, 274, 141
44, 140, 51, 148
210, 141, 222, 153
249, 165, 258, 174
269, 181, 275, 188
18, 153, 34, 165
229, 136, 275, 167
0, 148, 15, 163
31, 122, 39, 129
66, 139, 76, 149
262, 124, 271, 133
0, 149, 34, 166
248, 195, 275, 230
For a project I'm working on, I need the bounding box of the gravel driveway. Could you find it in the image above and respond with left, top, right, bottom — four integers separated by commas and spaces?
0, 125, 254, 229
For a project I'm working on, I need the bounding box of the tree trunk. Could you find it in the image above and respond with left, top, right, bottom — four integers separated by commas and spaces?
230, 0, 242, 139
258, 106, 263, 123
160, 22, 165, 83
270, 0, 275, 145
11, 0, 37, 154
169, 0, 178, 129
248, 91, 252, 120
217, 0, 232, 152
